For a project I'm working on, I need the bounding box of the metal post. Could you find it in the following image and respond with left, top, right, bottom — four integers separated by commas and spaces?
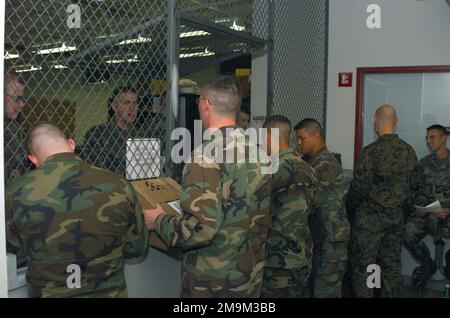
0, 0, 9, 298
322, 0, 330, 138
166, 0, 180, 178
266, 0, 275, 117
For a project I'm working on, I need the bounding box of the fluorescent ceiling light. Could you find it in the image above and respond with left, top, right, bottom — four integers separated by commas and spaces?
214, 18, 246, 31
53, 64, 68, 69
214, 18, 232, 24
179, 49, 215, 59
105, 54, 139, 64
117, 35, 151, 45
16, 66, 42, 73
230, 21, 245, 31
181, 46, 203, 51
233, 43, 248, 51
91, 80, 107, 85
97, 34, 118, 39
180, 31, 210, 38
35, 43, 76, 55
5, 51, 19, 59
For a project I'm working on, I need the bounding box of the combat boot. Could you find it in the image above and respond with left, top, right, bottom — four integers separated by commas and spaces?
411, 257, 437, 289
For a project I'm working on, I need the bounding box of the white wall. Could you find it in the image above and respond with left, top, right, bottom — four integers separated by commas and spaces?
328, 0, 450, 283
327, 0, 450, 170
250, 49, 268, 129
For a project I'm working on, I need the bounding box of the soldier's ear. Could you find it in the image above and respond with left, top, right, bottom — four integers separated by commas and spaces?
314, 132, 321, 144
28, 154, 39, 168
68, 139, 76, 152
205, 100, 213, 114
111, 101, 118, 113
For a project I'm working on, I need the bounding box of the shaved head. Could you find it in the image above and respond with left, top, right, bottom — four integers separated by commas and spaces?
294, 118, 325, 156
375, 104, 397, 122
26, 123, 75, 166
263, 115, 292, 144
201, 77, 242, 116
374, 104, 398, 135
26, 123, 68, 155
294, 118, 324, 141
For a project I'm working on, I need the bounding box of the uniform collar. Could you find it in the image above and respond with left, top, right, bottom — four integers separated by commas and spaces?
218, 125, 240, 133
207, 125, 242, 139
310, 146, 328, 162
378, 133, 398, 141
107, 120, 134, 134
43, 152, 82, 166
431, 149, 450, 163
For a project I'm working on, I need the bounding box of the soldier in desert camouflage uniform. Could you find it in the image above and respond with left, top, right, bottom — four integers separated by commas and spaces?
6, 123, 148, 298
346, 105, 421, 298
261, 115, 317, 298
4, 70, 28, 183
144, 77, 272, 298
295, 118, 350, 298
404, 124, 450, 287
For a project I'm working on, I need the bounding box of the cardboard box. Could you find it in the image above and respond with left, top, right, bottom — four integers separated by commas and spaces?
131, 177, 182, 251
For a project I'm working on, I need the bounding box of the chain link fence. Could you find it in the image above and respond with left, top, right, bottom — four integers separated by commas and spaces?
177, 0, 254, 36
4, 0, 328, 182
4, 0, 267, 184
178, 12, 265, 77
270, 0, 328, 135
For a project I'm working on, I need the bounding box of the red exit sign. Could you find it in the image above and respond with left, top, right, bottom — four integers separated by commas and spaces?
338, 72, 353, 87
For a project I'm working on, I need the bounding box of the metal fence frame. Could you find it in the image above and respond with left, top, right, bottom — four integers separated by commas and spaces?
1, 0, 329, 296
0, 0, 8, 299
267, 0, 329, 136
2, 0, 329, 180
3, 0, 272, 182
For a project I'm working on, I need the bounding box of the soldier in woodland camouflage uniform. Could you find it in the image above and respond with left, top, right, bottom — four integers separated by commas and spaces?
143, 77, 272, 298
295, 118, 350, 298
4, 70, 28, 183
346, 105, 421, 298
261, 115, 317, 298
404, 124, 450, 287
6, 123, 148, 298
82, 86, 158, 177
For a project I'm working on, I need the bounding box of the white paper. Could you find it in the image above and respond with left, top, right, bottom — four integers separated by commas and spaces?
167, 200, 182, 215
415, 200, 442, 217
126, 138, 161, 180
